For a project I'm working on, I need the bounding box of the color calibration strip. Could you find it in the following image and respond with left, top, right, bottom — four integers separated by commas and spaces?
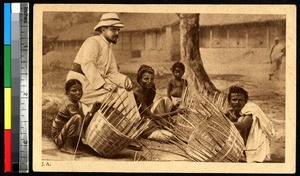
4, 3, 11, 172
4, 3, 12, 172
4, 3, 30, 173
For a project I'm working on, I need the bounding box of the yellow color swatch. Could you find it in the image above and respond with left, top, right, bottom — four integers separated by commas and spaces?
5, 88, 11, 129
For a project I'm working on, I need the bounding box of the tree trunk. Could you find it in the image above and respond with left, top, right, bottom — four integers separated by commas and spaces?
179, 13, 219, 95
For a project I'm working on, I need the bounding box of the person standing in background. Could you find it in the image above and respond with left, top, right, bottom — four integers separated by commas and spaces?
269, 37, 285, 81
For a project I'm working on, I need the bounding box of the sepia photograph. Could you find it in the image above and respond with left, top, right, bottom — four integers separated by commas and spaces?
33, 4, 296, 173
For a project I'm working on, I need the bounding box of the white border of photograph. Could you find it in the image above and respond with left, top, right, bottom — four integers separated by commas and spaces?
33, 4, 296, 173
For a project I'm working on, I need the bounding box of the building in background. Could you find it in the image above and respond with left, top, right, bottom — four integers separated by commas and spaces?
50, 13, 286, 63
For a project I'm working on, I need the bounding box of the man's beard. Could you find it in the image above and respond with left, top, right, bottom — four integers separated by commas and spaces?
106, 36, 118, 44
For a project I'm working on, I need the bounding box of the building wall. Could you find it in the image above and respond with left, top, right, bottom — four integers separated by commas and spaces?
200, 22, 285, 49
229, 25, 247, 48
199, 27, 211, 48
171, 24, 180, 61
51, 20, 285, 64
200, 47, 270, 64
198, 21, 286, 62
268, 21, 286, 46
211, 26, 229, 48
53, 41, 82, 52
113, 29, 171, 63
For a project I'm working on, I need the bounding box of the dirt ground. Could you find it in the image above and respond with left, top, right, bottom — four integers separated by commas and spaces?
41, 52, 286, 163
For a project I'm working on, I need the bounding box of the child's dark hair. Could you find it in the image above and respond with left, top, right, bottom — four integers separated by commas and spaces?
65, 79, 82, 94
172, 62, 185, 72
227, 85, 249, 103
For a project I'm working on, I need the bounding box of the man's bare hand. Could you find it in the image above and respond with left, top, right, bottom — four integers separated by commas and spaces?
124, 77, 133, 91
103, 83, 117, 92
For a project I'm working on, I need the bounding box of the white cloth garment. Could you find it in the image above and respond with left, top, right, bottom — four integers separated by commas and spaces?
146, 97, 175, 142
67, 35, 140, 123
67, 35, 127, 93
241, 102, 276, 163
171, 96, 182, 107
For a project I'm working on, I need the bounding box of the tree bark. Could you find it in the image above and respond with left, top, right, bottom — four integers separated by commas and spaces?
179, 13, 219, 95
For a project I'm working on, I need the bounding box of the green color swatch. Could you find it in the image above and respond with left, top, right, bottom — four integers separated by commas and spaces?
4, 46, 11, 87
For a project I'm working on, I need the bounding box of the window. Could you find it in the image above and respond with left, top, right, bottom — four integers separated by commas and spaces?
131, 50, 141, 58
211, 27, 228, 48
199, 28, 210, 48
248, 25, 267, 48
156, 32, 165, 50
131, 32, 144, 50
145, 32, 157, 50
229, 25, 246, 48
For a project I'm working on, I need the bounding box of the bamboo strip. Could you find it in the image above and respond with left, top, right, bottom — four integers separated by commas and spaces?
185, 138, 212, 161
170, 135, 206, 161
130, 122, 146, 138
207, 124, 229, 140
99, 91, 113, 110
173, 142, 203, 161
99, 96, 116, 116
106, 97, 128, 121
193, 108, 208, 121
106, 105, 124, 124
123, 110, 140, 136
192, 130, 216, 155
212, 92, 218, 105
209, 125, 228, 142
114, 104, 137, 128
114, 89, 128, 115
206, 130, 226, 161
184, 111, 199, 124
211, 120, 230, 136
178, 114, 195, 128
99, 88, 117, 111
130, 120, 148, 138
110, 104, 129, 126
100, 88, 127, 116
192, 136, 215, 160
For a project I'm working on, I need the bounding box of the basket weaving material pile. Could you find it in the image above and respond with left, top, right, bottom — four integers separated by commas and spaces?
84, 89, 150, 157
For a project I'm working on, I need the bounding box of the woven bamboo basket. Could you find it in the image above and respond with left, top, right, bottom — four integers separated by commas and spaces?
85, 111, 130, 157
186, 117, 244, 162
84, 90, 150, 157
166, 84, 244, 162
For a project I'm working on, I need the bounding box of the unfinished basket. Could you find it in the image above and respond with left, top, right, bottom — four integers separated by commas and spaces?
84, 90, 149, 157
186, 118, 244, 162
166, 83, 244, 162
85, 111, 129, 157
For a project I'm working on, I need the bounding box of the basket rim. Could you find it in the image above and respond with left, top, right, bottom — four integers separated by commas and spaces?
88, 111, 135, 140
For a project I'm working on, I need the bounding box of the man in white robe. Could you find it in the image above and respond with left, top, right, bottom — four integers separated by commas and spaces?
269, 37, 285, 80
66, 13, 140, 126
225, 86, 276, 162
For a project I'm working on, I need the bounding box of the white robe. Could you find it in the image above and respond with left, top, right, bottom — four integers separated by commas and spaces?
241, 102, 276, 163
66, 35, 140, 124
